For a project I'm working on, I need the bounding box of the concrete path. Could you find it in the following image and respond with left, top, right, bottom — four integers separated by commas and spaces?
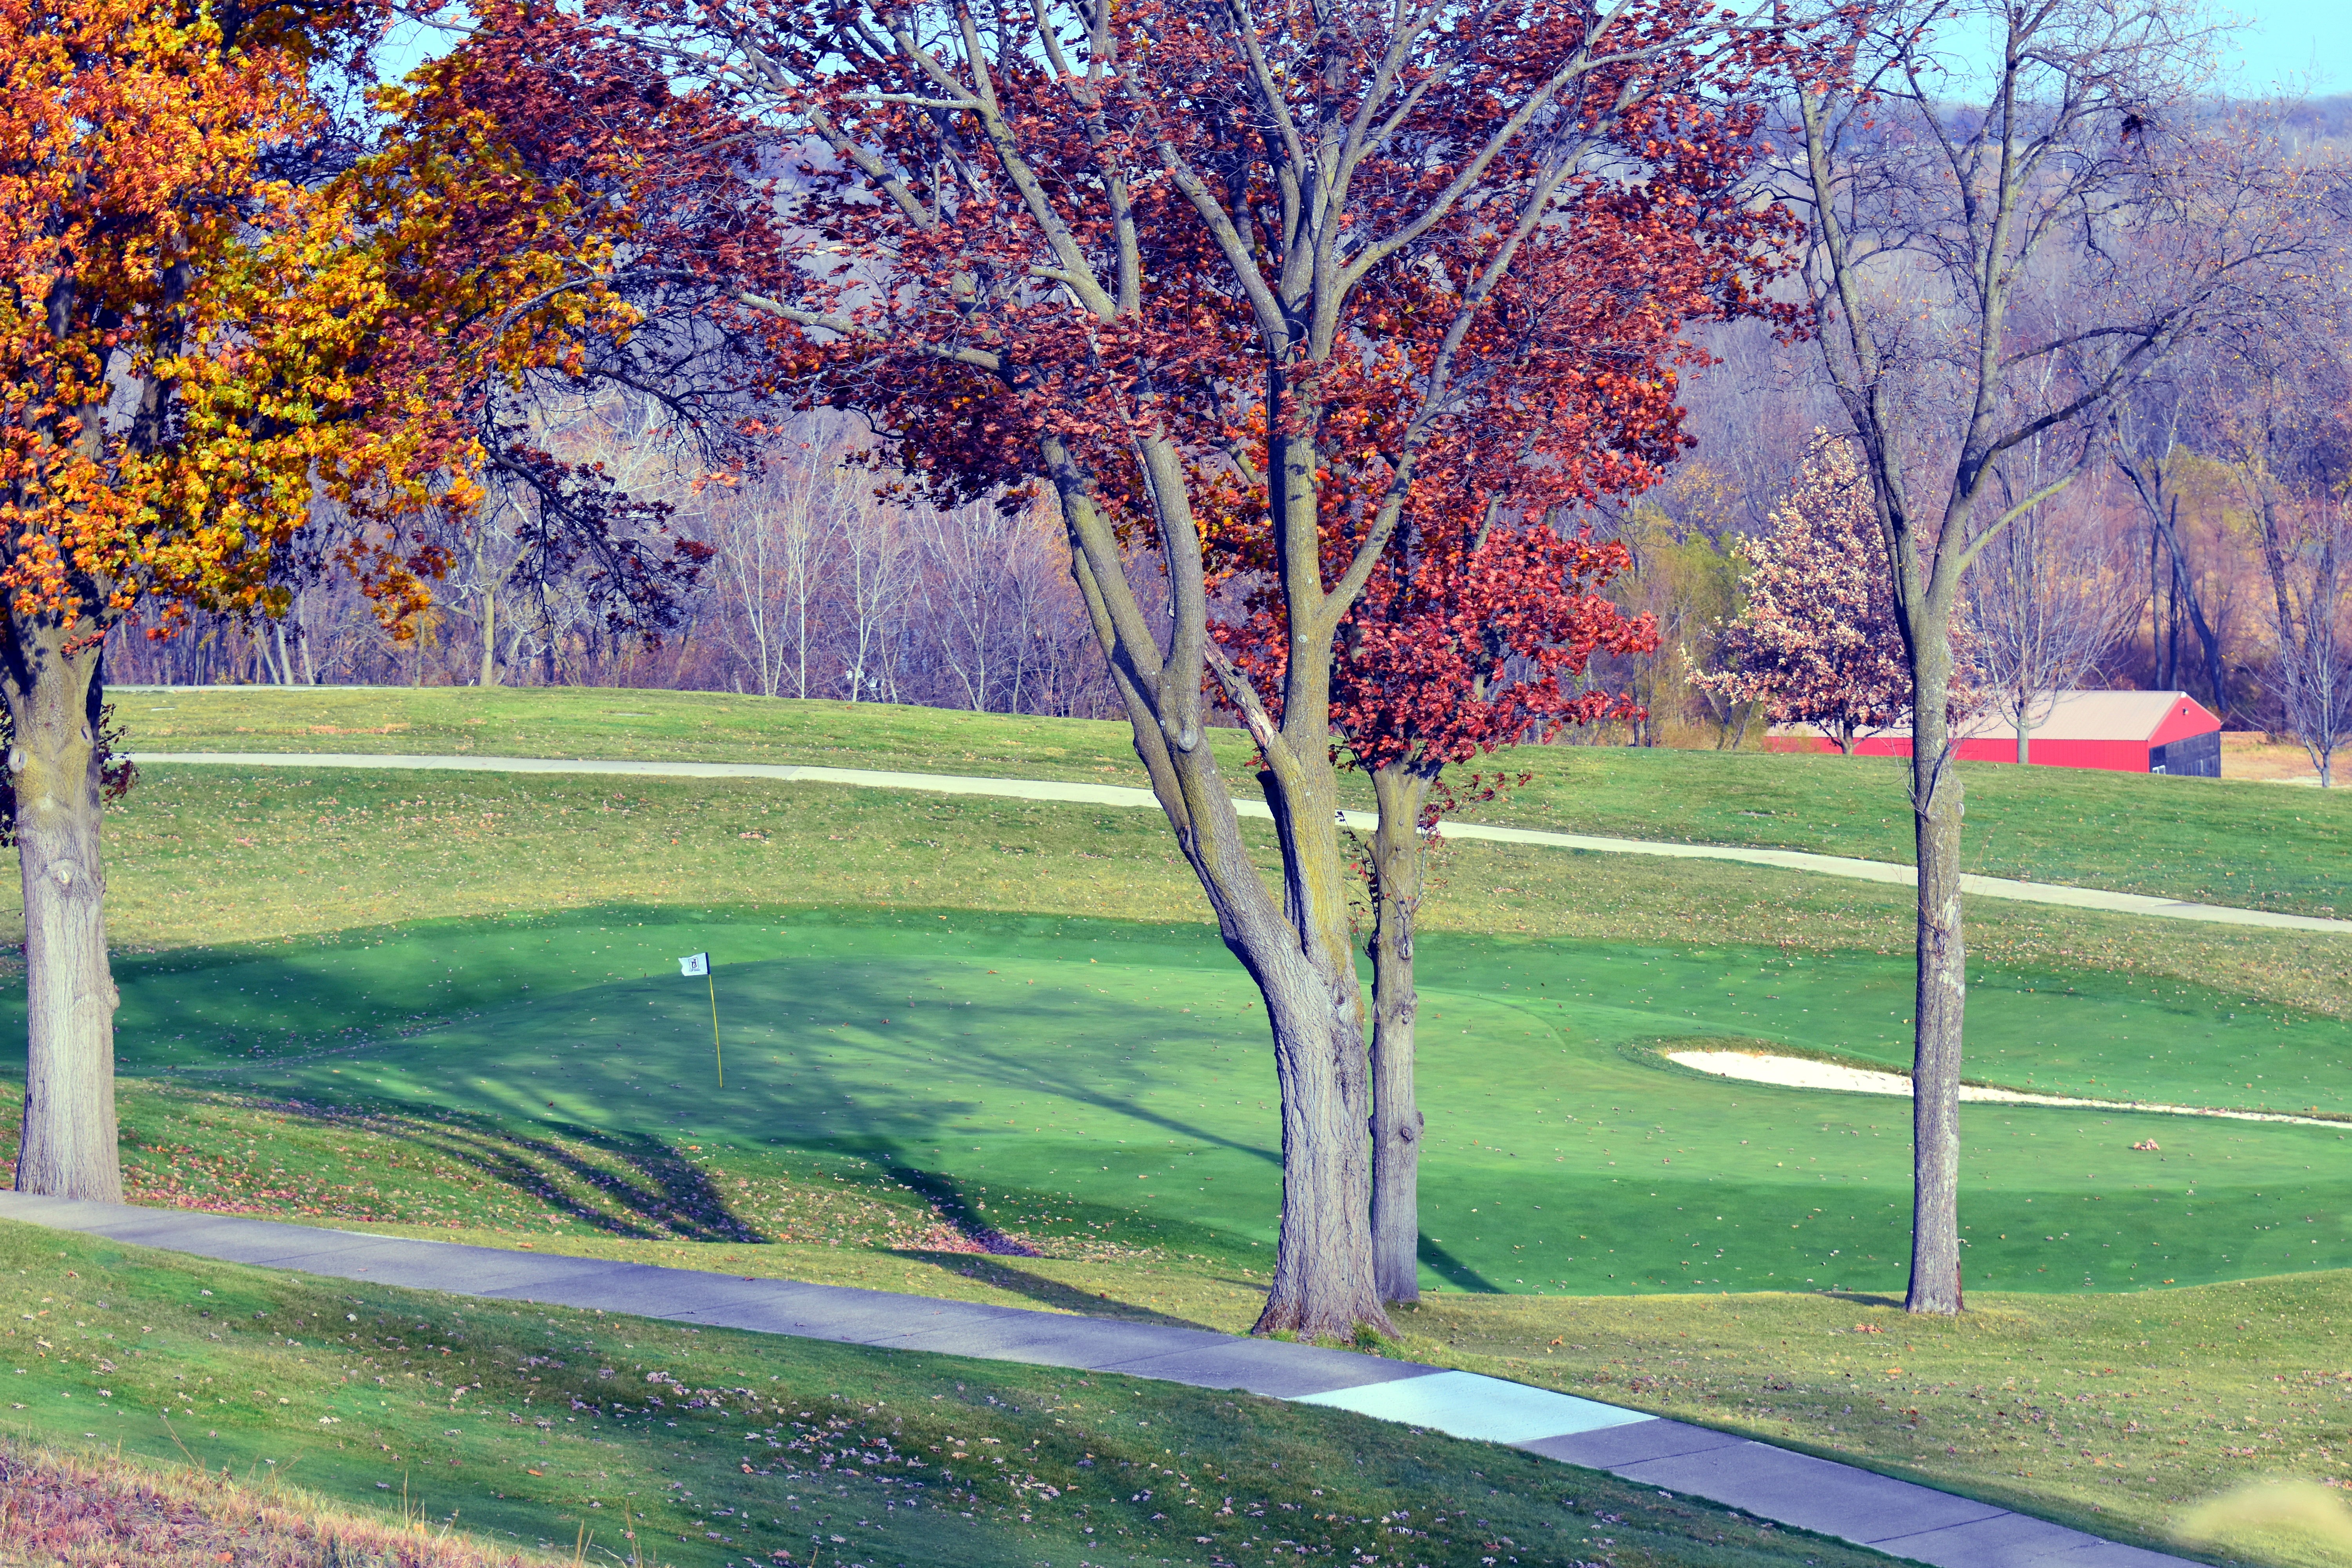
2, 1193, 2190, 1568
135, 749, 2351, 935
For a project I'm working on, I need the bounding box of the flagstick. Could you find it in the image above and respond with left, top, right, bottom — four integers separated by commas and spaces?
707, 971, 724, 1089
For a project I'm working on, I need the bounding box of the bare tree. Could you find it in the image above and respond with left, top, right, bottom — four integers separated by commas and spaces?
709, 453, 834, 699
2258, 497, 2350, 784
1969, 479, 2141, 761
1782, 0, 2308, 1313
836, 481, 915, 705
2111, 377, 2234, 713
2215, 312, 2352, 784
917, 501, 1028, 711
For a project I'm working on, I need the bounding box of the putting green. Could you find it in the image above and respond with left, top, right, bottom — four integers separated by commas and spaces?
72, 905, 2352, 1297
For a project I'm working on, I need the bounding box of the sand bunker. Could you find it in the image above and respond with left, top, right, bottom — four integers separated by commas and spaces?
1664, 1049, 2343, 1129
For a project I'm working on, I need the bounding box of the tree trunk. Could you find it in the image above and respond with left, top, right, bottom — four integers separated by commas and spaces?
1245, 742, 1387, 1341
1905, 622, 1965, 1315
2151, 499, 2226, 719
1054, 435, 1391, 1342
4, 630, 122, 1201
479, 583, 500, 688
1255, 951, 1385, 1335
1367, 764, 1428, 1304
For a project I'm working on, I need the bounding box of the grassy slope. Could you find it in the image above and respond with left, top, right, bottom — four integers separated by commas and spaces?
24, 902, 2348, 1298
0, 1439, 534, 1566
25, 698, 2342, 1563
121, 685, 2352, 917
64, 762, 2352, 1021
9, 1194, 2352, 1568
0, 1220, 1885, 1568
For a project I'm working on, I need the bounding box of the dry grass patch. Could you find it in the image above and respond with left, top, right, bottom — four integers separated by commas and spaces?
0, 1441, 542, 1568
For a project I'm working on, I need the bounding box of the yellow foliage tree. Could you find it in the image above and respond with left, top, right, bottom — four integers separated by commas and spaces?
0, 0, 641, 1198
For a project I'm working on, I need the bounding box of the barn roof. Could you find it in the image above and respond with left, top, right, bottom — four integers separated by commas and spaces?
1955, 690, 2216, 743
1785, 690, 2222, 745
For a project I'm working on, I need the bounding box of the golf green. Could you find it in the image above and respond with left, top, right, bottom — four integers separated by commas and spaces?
75, 905, 2352, 1297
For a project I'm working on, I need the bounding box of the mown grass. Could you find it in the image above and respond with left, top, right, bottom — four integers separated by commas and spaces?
62, 762, 2352, 1021
120, 685, 2352, 917
0, 888, 2334, 1559
0, 1220, 1887, 1568
16, 901, 2347, 1298
25, 700, 2343, 1566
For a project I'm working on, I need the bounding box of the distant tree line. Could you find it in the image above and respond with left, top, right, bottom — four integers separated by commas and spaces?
112, 103, 2352, 791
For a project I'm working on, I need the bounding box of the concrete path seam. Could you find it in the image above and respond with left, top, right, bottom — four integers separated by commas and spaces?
129, 751, 2349, 935
0, 1194, 2194, 1568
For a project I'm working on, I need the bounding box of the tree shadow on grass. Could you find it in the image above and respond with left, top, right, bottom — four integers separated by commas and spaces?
191, 1093, 763, 1243
866, 1147, 1241, 1330
1823, 1290, 1906, 1310
1419, 1237, 1501, 1294
879, 1162, 1041, 1256
883, 1249, 1234, 1331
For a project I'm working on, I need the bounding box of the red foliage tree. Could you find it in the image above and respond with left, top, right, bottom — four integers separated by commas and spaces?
1203, 201, 1785, 1300
661, 0, 1802, 1333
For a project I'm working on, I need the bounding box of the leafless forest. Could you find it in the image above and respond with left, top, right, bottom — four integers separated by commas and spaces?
105, 96, 2352, 772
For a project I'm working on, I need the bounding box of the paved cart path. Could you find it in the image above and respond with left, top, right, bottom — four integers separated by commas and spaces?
135, 750, 2352, 935
0, 1194, 2188, 1568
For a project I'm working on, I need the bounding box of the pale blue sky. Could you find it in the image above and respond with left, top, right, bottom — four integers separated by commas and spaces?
369, 1, 2342, 96
2218, 0, 2340, 92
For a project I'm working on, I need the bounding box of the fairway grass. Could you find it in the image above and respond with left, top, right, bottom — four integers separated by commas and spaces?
18, 701, 2343, 1565
121, 685, 2351, 918
0, 1220, 1890, 1568
36, 904, 2348, 1300
61, 763, 2352, 1022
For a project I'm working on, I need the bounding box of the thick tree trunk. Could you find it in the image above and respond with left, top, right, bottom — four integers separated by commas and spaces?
5, 630, 121, 1201
1255, 956, 1385, 1336
1906, 625, 1964, 1315
1245, 738, 1387, 1341
1367, 765, 1427, 1304
1054, 435, 1391, 1343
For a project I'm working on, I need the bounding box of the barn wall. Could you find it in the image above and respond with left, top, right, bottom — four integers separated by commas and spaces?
2148, 700, 2225, 750
1764, 734, 2157, 771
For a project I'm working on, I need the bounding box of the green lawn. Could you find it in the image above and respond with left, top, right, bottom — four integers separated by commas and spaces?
18, 904, 2340, 1299
0, 1220, 1886, 1568
18, 696, 2343, 1566
117, 685, 2352, 917
69, 760, 2352, 1025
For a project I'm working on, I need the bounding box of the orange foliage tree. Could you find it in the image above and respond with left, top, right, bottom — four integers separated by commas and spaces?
0, 0, 658, 1198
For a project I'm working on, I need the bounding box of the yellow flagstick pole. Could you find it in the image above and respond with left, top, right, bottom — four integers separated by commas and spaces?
706, 966, 724, 1089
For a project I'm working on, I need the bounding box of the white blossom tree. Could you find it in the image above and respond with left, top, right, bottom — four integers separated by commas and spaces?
1697, 433, 1910, 751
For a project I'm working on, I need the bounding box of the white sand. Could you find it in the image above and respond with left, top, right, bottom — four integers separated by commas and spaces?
1664, 1050, 2346, 1129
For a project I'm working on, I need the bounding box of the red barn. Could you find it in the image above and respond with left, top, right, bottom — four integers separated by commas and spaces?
1769, 690, 2223, 775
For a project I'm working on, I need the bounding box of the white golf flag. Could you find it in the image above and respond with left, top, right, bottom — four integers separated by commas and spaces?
678, 952, 710, 977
